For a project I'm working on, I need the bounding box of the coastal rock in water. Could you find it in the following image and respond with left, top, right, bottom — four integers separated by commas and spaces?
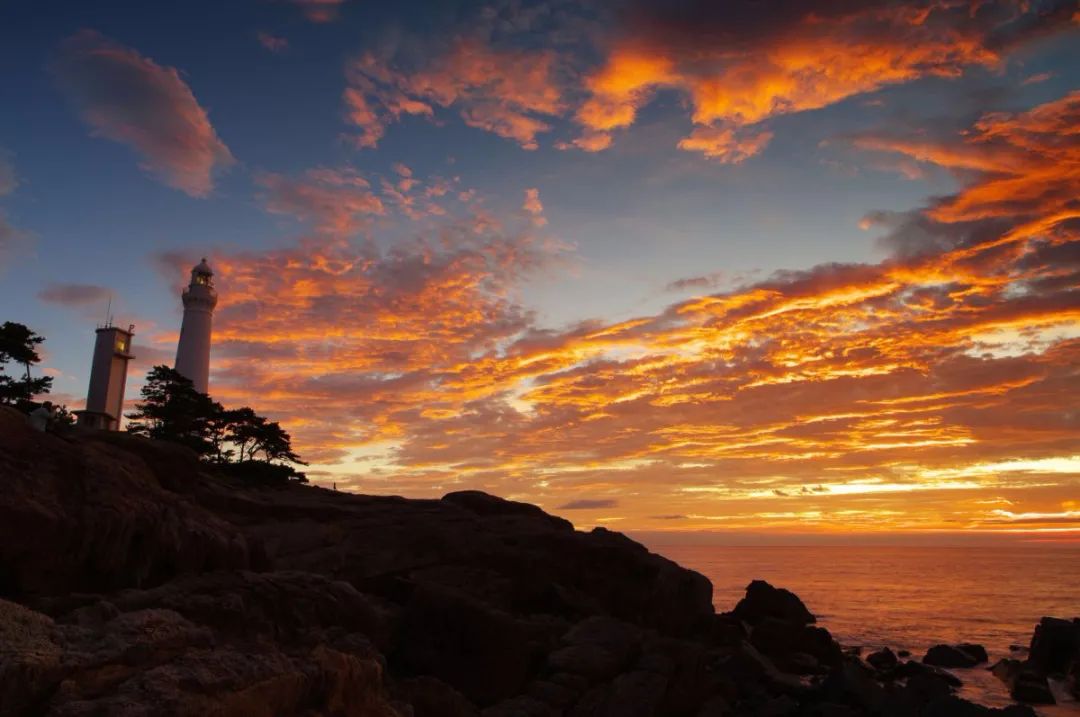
1010, 667, 1055, 704
958, 643, 989, 663
895, 659, 963, 687
866, 647, 898, 672
990, 658, 1023, 686
731, 580, 815, 626
992, 616, 1080, 705
923, 644, 984, 668
1027, 617, 1080, 675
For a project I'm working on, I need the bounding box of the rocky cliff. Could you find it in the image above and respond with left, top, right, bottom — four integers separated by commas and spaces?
0, 407, 1051, 716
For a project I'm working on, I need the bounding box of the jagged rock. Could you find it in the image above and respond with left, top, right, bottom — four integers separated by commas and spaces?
990, 658, 1022, 686
822, 657, 886, 712
732, 581, 815, 626
1010, 667, 1054, 704
583, 669, 669, 717
635, 636, 712, 714
710, 615, 746, 647
0, 410, 252, 599
866, 647, 898, 672
990, 617, 1080, 706
957, 643, 989, 663
0, 598, 63, 715
732, 641, 809, 694
749, 618, 841, 673
1027, 617, 1079, 674
392, 583, 553, 706
904, 670, 955, 701
923, 644, 984, 668
548, 643, 627, 683
895, 659, 963, 687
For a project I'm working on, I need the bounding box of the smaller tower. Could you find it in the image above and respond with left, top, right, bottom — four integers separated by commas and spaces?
175, 258, 218, 394
75, 323, 135, 431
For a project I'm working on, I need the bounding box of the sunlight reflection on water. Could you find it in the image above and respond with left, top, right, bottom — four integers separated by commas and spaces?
655, 545, 1080, 716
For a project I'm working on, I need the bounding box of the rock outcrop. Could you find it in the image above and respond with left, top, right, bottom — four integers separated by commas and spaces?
0, 407, 1057, 716
991, 617, 1080, 705
922, 644, 987, 669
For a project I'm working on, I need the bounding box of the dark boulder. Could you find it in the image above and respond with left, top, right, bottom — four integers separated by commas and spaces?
732, 580, 815, 626
1010, 667, 1054, 704
923, 644, 984, 668
866, 647, 898, 672
822, 656, 887, 712
1027, 617, 1080, 674
895, 659, 963, 687
958, 643, 989, 663
750, 618, 840, 673
391, 583, 554, 706
990, 658, 1023, 687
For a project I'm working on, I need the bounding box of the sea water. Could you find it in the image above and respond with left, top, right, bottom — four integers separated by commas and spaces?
653, 545, 1080, 715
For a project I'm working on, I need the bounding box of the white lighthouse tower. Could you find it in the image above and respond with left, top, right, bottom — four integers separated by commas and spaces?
175, 258, 217, 394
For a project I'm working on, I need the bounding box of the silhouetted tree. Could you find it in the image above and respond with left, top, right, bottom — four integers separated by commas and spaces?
0, 321, 53, 407
127, 365, 305, 481
126, 365, 222, 456
222, 407, 265, 462
249, 419, 305, 467
221, 407, 306, 480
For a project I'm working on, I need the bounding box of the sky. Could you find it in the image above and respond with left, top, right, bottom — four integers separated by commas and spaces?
1, 0, 1078, 542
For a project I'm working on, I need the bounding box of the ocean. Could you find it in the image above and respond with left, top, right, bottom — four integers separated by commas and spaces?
653, 545, 1080, 715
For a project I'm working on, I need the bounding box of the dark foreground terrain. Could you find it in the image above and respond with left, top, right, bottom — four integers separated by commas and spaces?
0, 407, 1075, 716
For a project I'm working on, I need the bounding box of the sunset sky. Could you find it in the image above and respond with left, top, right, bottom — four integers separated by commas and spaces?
1, 0, 1077, 540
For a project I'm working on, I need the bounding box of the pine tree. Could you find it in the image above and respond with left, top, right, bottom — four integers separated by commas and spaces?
126, 365, 222, 457
0, 321, 53, 407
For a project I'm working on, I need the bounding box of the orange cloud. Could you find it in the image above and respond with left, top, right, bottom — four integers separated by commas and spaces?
677, 126, 774, 164
337, 1, 1074, 162
52, 30, 234, 197
344, 39, 564, 150
568, 1, 1072, 159
255, 167, 384, 237
198, 91, 1078, 536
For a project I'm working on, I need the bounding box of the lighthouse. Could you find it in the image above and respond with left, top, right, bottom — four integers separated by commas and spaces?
175, 258, 217, 394
74, 322, 135, 430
